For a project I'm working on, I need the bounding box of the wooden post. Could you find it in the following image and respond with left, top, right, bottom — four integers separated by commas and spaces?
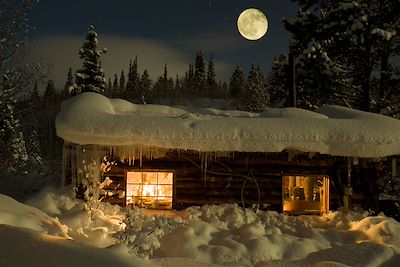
288, 53, 297, 107
304, 177, 314, 201
343, 157, 353, 212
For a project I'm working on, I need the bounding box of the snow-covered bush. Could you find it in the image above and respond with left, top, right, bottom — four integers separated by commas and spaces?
114, 206, 184, 259
79, 158, 103, 214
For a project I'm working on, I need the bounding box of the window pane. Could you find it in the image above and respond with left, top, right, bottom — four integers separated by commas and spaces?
157, 184, 173, 197
127, 172, 142, 183
143, 172, 157, 184
158, 172, 173, 184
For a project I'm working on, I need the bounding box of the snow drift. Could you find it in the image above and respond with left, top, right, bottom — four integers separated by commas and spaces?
1, 190, 400, 267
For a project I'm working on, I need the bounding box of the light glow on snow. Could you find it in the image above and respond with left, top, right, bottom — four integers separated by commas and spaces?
1, 188, 400, 267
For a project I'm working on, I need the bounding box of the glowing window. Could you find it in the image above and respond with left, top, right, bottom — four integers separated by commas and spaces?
126, 171, 173, 209
282, 175, 329, 214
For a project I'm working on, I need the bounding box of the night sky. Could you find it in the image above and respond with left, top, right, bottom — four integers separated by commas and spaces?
28, 0, 298, 87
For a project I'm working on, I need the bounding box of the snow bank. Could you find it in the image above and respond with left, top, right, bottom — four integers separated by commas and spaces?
157, 205, 400, 267
0, 193, 69, 238
0, 225, 153, 267
56, 92, 400, 158
26, 187, 126, 248
1, 190, 400, 267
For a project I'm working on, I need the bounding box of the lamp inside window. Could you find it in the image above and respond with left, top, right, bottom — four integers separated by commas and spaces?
282, 175, 329, 214
126, 171, 173, 209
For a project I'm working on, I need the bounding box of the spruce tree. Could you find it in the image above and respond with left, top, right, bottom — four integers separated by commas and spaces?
107, 78, 112, 93
119, 70, 126, 95
193, 50, 206, 96
112, 74, 119, 97
175, 74, 181, 94
42, 80, 58, 160
75, 25, 107, 94
229, 66, 246, 99
153, 64, 174, 98
125, 57, 140, 101
0, 72, 28, 173
283, 0, 400, 111
59, 67, 75, 100
240, 65, 269, 112
266, 55, 289, 107
140, 69, 151, 101
206, 55, 217, 96
26, 129, 45, 175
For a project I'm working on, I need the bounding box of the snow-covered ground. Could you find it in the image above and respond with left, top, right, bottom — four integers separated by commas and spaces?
1, 185, 399, 267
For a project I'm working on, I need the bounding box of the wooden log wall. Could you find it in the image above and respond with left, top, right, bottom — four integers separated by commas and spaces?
101, 152, 339, 211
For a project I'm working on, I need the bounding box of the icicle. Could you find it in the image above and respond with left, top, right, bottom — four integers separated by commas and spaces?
140, 146, 143, 167
61, 143, 68, 186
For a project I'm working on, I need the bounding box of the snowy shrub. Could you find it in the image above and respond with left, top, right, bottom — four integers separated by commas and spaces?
79, 159, 103, 214
114, 206, 184, 259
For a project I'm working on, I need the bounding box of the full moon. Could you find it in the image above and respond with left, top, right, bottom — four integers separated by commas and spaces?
237, 8, 268, 41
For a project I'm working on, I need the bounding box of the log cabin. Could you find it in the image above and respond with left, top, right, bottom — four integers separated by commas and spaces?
56, 93, 400, 214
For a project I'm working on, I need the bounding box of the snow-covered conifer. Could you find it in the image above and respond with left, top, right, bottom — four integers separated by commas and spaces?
193, 50, 206, 96
0, 72, 28, 173
75, 25, 107, 94
229, 66, 246, 98
240, 65, 269, 112
125, 57, 140, 101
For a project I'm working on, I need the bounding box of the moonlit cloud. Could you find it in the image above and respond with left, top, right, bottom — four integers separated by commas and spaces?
27, 35, 234, 88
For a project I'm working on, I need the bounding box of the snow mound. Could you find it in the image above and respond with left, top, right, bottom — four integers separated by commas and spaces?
0, 225, 153, 267
157, 204, 400, 267
56, 93, 400, 158
260, 107, 329, 119
25, 187, 76, 216
0, 193, 69, 238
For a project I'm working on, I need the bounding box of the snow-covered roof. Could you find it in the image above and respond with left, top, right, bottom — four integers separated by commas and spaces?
56, 92, 400, 158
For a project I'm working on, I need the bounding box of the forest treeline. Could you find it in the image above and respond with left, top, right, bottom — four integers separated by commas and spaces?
1, 0, 400, 176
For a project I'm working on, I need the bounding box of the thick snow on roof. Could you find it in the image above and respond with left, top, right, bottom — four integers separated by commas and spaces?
56, 92, 400, 158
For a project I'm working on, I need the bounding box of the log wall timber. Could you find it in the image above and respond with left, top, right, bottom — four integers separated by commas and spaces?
101, 152, 339, 211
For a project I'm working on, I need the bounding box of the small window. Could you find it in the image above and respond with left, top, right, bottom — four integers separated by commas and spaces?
126, 171, 173, 209
282, 175, 329, 214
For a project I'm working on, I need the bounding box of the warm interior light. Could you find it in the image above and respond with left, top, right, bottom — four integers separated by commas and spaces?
126, 171, 173, 209
282, 175, 329, 214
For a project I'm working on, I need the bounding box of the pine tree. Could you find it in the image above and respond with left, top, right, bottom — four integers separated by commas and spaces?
221, 81, 228, 98
266, 55, 289, 107
125, 57, 140, 102
0, 72, 28, 173
206, 55, 217, 96
42, 80, 58, 160
184, 64, 194, 96
112, 74, 119, 97
153, 64, 174, 98
193, 50, 206, 96
26, 129, 45, 175
119, 70, 126, 96
30, 80, 41, 106
229, 66, 246, 98
107, 78, 112, 93
75, 25, 107, 94
175, 74, 181, 94
283, 0, 400, 111
61, 67, 76, 99
140, 69, 151, 101
240, 65, 269, 112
